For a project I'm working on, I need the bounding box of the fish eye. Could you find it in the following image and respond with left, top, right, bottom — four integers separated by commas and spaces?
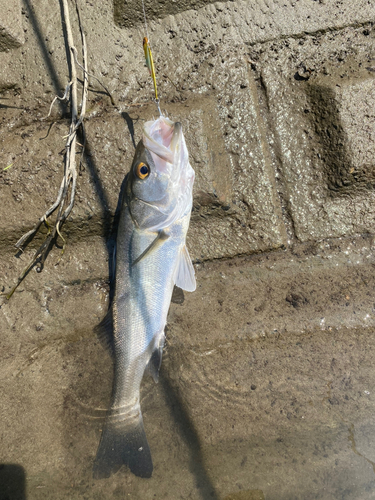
135, 162, 150, 180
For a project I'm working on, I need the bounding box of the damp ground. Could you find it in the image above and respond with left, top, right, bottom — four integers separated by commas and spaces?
2, 236, 375, 500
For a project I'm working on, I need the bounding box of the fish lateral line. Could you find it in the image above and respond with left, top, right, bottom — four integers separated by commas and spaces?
93, 115, 195, 480
132, 230, 170, 267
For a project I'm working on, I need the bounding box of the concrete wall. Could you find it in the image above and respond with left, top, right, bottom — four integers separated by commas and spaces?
1, 1, 375, 499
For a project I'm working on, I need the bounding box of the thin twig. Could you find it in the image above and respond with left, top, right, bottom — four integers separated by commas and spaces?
42, 81, 72, 120
6, 0, 90, 300
15, 177, 66, 249
76, 4, 88, 169
71, 46, 116, 106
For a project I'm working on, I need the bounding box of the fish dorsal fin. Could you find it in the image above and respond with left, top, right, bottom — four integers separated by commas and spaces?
132, 230, 169, 267
174, 245, 196, 292
146, 335, 165, 383
94, 306, 115, 359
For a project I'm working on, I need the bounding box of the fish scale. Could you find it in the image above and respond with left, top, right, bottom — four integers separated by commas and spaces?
93, 116, 196, 479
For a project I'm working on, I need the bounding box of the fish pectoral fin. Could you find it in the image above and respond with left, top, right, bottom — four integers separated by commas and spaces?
146, 335, 165, 383
132, 230, 169, 266
174, 245, 196, 292
94, 305, 115, 359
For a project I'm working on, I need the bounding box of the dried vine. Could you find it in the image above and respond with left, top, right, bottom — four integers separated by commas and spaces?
6, 0, 88, 299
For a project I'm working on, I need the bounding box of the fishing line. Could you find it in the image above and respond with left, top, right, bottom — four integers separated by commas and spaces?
141, 0, 150, 42
141, 0, 162, 116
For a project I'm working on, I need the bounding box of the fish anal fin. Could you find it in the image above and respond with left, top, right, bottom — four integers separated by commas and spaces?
94, 306, 115, 359
146, 336, 165, 383
174, 245, 196, 292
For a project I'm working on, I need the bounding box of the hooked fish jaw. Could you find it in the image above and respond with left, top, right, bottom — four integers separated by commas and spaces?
127, 117, 194, 232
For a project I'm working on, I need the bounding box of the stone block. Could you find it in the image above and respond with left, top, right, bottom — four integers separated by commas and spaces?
2, 0, 375, 115
0, 0, 24, 52
114, 0, 217, 28
0, 49, 287, 263
307, 76, 375, 194
254, 25, 375, 241
167, 236, 375, 348
338, 78, 375, 186
113, 0, 375, 38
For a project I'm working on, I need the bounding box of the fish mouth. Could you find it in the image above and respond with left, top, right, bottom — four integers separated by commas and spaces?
169, 122, 182, 152
129, 116, 194, 231
143, 117, 182, 163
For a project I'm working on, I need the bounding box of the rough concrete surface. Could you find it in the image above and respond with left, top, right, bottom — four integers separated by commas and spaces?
1, 0, 375, 499
0, 0, 24, 53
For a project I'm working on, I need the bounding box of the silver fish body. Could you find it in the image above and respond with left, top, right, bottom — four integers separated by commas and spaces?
93, 117, 195, 479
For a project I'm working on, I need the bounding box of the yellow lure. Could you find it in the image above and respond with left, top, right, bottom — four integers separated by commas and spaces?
143, 37, 158, 102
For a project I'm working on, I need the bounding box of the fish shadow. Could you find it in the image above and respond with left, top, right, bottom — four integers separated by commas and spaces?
159, 370, 220, 500
104, 112, 139, 302
121, 112, 138, 149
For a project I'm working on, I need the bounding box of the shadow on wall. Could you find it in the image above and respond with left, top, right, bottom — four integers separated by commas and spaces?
307, 83, 375, 196
23, 0, 66, 114
113, 0, 218, 28
0, 464, 26, 500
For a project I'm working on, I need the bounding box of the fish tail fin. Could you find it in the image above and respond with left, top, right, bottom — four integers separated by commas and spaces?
93, 410, 153, 479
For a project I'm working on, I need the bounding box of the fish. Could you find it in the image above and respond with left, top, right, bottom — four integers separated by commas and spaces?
93, 115, 196, 479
